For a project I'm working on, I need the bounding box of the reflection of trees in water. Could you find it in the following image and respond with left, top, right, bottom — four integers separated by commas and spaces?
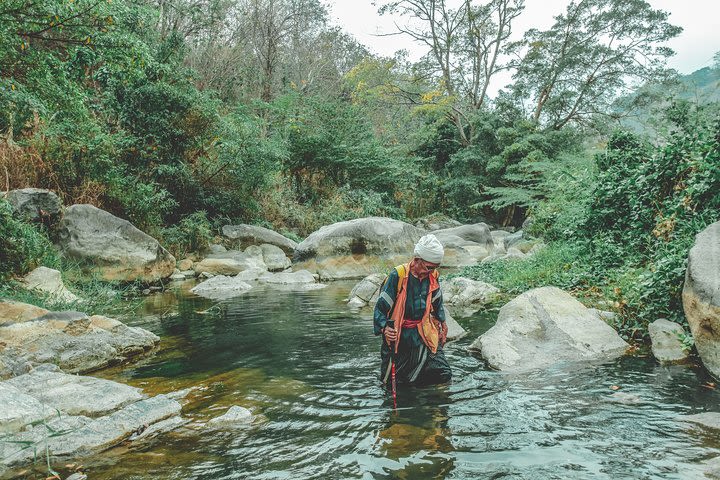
376, 386, 456, 477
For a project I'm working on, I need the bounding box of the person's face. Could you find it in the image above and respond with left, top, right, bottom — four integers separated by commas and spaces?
413, 258, 440, 277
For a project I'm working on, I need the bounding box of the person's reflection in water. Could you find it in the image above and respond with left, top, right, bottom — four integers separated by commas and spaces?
375, 384, 455, 478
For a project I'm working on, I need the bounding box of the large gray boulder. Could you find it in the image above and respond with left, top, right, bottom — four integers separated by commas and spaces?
5, 188, 62, 222
294, 217, 424, 280
56, 204, 175, 282
222, 224, 298, 255
433, 223, 494, 249
648, 318, 690, 364
0, 371, 181, 469
683, 221, 720, 379
21, 266, 80, 303
470, 287, 628, 371
433, 223, 495, 267
0, 301, 159, 378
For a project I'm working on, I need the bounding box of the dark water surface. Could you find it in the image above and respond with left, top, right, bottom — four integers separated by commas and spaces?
66, 282, 720, 479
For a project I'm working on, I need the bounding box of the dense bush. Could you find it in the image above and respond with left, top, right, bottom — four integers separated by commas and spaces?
0, 199, 60, 279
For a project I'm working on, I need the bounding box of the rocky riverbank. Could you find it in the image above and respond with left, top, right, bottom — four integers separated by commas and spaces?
2, 187, 719, 476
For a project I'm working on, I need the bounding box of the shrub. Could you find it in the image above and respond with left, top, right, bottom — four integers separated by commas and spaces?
0, 199, 60, 279
160, 211, 213, 257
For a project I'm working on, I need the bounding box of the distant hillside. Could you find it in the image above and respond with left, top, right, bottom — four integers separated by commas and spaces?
614, 65, 720, 136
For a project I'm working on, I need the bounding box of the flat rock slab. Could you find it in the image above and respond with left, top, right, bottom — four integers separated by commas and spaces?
0, 391, 180, 468
190, 276, 253, 300
470, 286, 628, 371
0, 300, 49, 326
0, 302, 159, 378
5, 371, 144, 417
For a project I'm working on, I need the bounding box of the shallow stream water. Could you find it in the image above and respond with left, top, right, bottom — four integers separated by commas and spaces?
21, 281, 720, 479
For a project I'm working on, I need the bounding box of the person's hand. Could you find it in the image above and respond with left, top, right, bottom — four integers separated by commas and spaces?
439, 321, 448, 346
383, 326, 397, 345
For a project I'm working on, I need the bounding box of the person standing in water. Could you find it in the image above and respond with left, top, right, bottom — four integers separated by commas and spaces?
374, 234, 452, 386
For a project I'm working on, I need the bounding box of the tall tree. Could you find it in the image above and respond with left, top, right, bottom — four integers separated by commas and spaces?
378, 0, 524, 146
512, 0, 682, 130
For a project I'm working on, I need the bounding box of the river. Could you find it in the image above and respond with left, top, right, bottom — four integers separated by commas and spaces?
69, 281, 720, 479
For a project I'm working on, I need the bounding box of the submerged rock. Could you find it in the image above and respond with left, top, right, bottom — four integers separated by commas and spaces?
0, 371, 182, 469
649, 319, 690, 364
677, 412, 720, 430
682, 221, 720, 379
469, 286, 628, 371
208, 405, 253, 425
0, 301, 159, 378
190, 276, 253, 300
56, 204, 175, 282
21, 266, 80, 303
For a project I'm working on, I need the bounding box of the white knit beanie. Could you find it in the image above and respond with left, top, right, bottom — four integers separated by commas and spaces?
414, 234, 444, 264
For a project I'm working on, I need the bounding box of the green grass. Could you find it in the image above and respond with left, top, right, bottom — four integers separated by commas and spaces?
457, 241, 594, 296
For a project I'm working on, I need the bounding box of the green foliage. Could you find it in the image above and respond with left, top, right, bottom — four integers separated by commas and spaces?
459, 242, 591, 296
160, 211, 213, 257
0, 199, 60, 279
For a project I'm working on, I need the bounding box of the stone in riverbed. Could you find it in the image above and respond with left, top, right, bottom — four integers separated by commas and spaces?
259, 270, 326, 290
0, 300, 49, 326
347, 273, 385, 305
682, 221, 720, 379
208, 405, 253, 425
0, 373, 181, 468
56, 204, 175, 282
649, 319, 690, 364
469, 286, 629, 371
190, 275, 253, 300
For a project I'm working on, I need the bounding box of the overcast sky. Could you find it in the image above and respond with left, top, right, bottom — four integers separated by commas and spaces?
329, 0, 719, 95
